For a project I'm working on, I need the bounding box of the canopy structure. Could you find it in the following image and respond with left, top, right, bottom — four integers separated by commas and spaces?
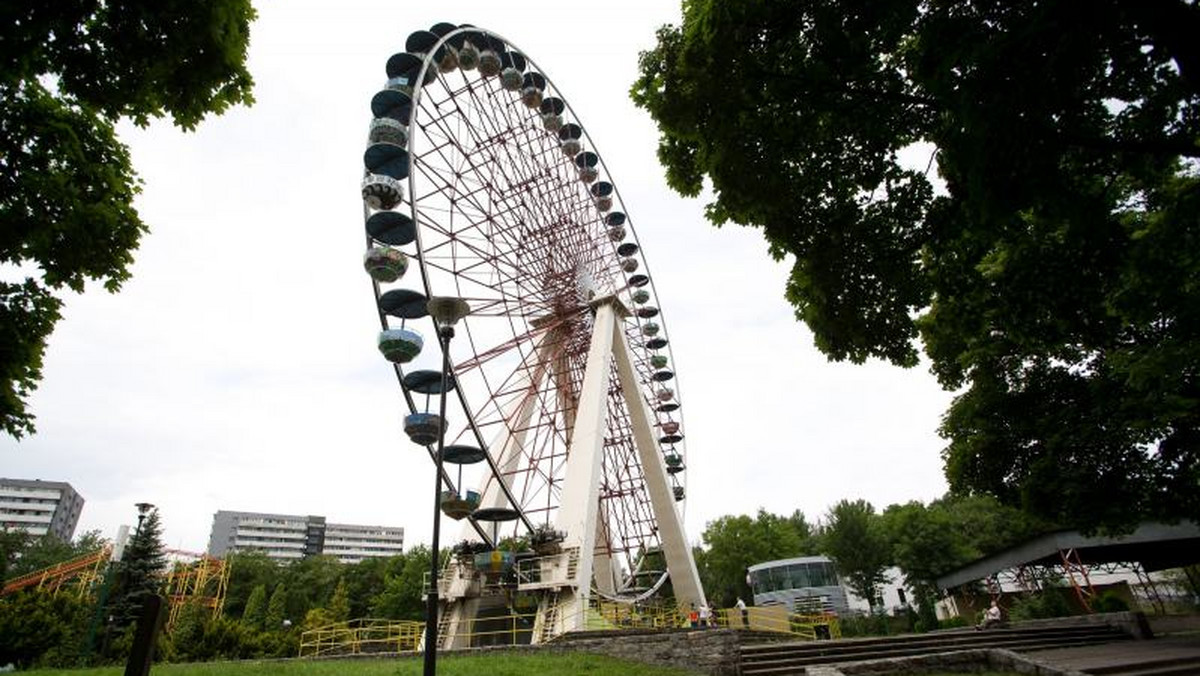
935, 521, 1200, 613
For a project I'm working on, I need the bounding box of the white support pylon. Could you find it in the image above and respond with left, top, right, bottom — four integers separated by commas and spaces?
552, 299, 619, 630
612, 318, 706, 609
548, 295, 706, 634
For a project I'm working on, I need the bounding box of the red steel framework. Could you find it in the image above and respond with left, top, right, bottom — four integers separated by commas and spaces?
371, 30, 686, 598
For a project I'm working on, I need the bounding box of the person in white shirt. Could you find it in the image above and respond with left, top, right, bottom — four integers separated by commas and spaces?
976, 600, 1003, 630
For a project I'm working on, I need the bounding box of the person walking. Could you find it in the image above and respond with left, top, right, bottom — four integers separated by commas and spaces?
698, 602, 712, 628
687, 603, 699, 628
735, 597, 748, 628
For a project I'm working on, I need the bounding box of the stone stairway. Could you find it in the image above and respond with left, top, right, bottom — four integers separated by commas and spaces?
740, 625, 1132, 675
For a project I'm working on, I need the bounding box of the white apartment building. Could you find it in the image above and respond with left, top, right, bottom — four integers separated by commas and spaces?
206, 510, 404, 564
0, 478, 84, 541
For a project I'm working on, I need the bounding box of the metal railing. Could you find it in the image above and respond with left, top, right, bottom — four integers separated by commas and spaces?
298, 618, 424, 657
712, 606, 841, 639
297, 601, 840, 657
515, 547, 580, 590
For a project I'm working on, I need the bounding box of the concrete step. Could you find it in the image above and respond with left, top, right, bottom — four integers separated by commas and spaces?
1100, 665, 1200, 676
742, 626, 1126, 660
740, 635, 1132, 675
1088, 655, 1200, 676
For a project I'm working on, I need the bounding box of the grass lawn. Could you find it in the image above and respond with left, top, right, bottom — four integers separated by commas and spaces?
23, 651, 704, 675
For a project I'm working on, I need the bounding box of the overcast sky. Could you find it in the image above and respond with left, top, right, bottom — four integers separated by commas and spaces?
2, 1, 953, 554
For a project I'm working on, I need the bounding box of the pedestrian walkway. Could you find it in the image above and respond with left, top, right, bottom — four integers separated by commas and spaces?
1027, 636, 1200, 675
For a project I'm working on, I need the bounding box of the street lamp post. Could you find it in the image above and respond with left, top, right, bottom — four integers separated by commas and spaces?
134, 502, 154, 535
423, 296, 470, 676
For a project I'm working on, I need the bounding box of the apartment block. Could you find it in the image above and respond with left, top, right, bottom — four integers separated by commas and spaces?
0, 478, 84, 541
206, 510, 404, 564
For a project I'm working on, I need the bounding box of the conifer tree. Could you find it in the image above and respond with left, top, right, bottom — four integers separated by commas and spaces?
264, 583, 287, 631
327, 579, 350, 623
106, 507, 168, 627
241, 584, 267, 630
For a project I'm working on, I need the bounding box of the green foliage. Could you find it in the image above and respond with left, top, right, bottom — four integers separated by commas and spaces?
370, 546, 431, 621
283, 555, 342, 621
633, 0, 1200, 534
820, 500, 891, 608
0, 527, 31, 586
1008, 588, 1074, 620
240, 584, 267, 630
339, 556, 390, 620
7, 530, 108, 579
106, 508, 168, 628
0, 589, 90, 669
168, 601, 210, 663
695, 509, 816, 607
0, 0, 256, 437
880, 494, 1050, 627
1091, 590, 1131, 613
327, 579, 350, 624
264, 584, 287, 631
222, 551, 278, 619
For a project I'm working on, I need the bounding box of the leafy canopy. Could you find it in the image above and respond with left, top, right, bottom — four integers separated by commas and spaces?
695, 509, 816, 607
633, 0, 1200, 533
820, 500, 891, 608
0, 0, 256, 437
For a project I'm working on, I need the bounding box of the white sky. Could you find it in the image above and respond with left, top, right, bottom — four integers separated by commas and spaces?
1, 1, 952, 554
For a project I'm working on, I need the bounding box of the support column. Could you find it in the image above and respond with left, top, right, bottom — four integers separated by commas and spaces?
612, 320, 706, 608
553, 300, 619, 630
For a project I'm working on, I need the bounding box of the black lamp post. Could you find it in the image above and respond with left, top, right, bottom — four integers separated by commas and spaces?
134, 502, 154, 535
423, 296, 470, 676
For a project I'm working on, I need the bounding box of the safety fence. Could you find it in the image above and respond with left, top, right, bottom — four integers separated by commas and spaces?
298, 601, 839, 656
298, 618, 424, 657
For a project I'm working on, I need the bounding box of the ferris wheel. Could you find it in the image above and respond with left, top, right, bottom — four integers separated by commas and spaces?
360, 23, 703, 631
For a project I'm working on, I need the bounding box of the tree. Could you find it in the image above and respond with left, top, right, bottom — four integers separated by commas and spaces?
107, 508, 168, 627
240, 584, 267, 630
820, 500, 890, 609
341, 556, 394, 620
221, 551, 278, 619
0, 589, 91, 669
369, 546, 431, 621
264, 583, 288, 631
327, 579, 350, 624
632, 0, 1200, 533
696, 509, 816, 606
0, 528, 30, 587
880, 495, 1053, 629
0, 0, 256, 438
6, 529, 107, 580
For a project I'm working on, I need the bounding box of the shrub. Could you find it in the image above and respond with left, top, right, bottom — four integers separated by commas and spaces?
1009, 589, 1074, 620
1091, 591, 1130, 613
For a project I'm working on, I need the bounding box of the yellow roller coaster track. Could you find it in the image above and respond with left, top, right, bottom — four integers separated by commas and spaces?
1, 545, 112, 599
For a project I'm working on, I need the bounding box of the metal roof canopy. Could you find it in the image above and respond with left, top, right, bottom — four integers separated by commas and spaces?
936, 521, 1200, 591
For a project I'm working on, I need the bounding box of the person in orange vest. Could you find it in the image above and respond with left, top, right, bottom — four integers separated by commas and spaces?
688, 603, 699, 628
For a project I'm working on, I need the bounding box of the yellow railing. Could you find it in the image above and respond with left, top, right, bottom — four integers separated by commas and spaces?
298, 604, 839, 656
588, 598, 687, 630
448, 610, 539, 648
712, 607, 841, 639
298, 618, 424, 657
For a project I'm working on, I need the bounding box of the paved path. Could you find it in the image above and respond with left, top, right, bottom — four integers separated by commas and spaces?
1025, 636, 1200, 673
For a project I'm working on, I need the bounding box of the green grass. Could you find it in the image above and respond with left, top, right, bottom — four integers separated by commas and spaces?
24, 651, 704, 675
